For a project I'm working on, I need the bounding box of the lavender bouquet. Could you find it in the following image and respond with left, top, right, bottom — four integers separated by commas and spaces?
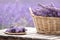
32, 3, 60, 17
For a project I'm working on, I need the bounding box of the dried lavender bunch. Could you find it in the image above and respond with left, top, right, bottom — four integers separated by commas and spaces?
32, 3, 60, 17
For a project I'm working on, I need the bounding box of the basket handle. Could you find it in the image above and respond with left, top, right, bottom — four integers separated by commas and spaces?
29, 7, 35, 16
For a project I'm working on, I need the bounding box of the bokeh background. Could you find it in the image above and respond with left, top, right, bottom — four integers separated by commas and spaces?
0, 0, 60, 29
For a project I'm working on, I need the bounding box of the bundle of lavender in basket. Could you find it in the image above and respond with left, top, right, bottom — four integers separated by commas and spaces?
32, 3, 60, 17
29, 3, 60, 35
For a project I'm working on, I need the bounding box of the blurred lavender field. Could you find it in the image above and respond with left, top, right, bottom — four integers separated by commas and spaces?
0, 0, 60, 29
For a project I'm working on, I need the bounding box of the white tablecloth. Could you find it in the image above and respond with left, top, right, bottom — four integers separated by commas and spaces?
0, 27, 60, 40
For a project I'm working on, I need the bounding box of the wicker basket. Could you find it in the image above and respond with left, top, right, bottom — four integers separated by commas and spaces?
29, 7, 60, 35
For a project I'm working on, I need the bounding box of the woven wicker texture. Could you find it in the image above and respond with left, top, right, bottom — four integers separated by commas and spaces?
29, 7, 60, 35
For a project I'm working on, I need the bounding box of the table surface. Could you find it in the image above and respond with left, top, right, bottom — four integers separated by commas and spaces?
0, 27, 60, 40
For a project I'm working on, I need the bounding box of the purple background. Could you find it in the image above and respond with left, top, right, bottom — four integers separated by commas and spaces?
0, 0, 60, 29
